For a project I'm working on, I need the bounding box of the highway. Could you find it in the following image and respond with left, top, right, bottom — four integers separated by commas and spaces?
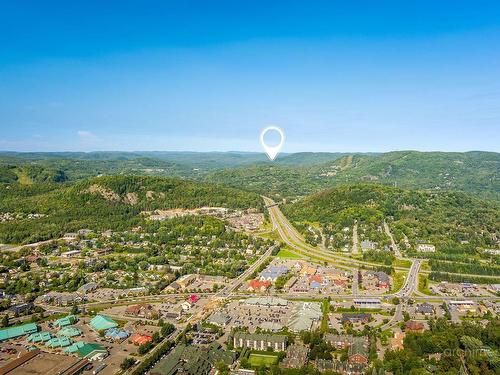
264, 197, 500, 279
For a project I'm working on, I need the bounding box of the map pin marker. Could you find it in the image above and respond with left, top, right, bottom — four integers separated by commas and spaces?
260, 126, 285, 161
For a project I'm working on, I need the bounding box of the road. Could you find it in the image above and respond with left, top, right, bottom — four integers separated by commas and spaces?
383, 221, 402, 259
352, 223, 359, 255
264, 197, 500, 279
395, 259, 421, 298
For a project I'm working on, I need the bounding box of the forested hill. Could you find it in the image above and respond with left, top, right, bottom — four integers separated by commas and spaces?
282, 184, 500, 254
204, 151, 499, 199
0, 176, 262, 244
1, 150, 498, 199
313, 151, 499, 198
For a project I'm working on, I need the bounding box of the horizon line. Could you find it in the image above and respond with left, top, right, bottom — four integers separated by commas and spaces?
0, 149, 498, 155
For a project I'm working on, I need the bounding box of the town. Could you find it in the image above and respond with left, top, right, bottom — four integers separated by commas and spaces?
0, 199, 498, 375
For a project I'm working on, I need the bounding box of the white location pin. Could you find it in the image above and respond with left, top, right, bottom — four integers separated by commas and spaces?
260, 126, 285, 161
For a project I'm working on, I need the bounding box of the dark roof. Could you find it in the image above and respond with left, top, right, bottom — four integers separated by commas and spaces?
417, 302, 434, 314
341, 313, 371, 323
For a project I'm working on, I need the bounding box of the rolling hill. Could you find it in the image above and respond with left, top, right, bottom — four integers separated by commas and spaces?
282, 184, 500, 256
204, 151, 500, 199
0, 175, 263, 244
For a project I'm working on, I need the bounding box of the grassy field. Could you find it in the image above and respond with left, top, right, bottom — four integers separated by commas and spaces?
321, 298, 330, 332
276, 248, 303, 259
249, 353, 279, 367
393, 258, 412, 268
418, 274, 435, 295
391, 271, 406, 293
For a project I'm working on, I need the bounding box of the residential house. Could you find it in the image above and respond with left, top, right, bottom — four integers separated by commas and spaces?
404, 320, 426, 333
341, 313, 371, 324
324, 334, 353, 349
125, 304, 158, 319
348, 337, 369, 364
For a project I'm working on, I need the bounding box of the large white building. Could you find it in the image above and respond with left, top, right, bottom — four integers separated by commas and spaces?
416, 244, 436, 252
233, 332, 287, 351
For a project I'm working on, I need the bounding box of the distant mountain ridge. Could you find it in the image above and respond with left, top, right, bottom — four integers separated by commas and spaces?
0, 150, 498, 199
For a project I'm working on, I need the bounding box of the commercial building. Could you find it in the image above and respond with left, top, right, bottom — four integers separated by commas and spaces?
243, 297, 288, 307
206, 311, 232, 327
416, 244, 436, 253
130, 333, 153, 346
176, 274, 197, 289
287, 302, 322, 332
27, 331, 53, 343
233, 332, 287, 351
54, 315, 78, 328
448, 300, 477, 313
341, 313, 371, 324
77, 343, 108, 361
46, 336, 72, 348
104, 328, 130, 341
353, 298, 381, 309
0, 322, 38, 342
89, 315, 118, 331
59, 327, 82, 338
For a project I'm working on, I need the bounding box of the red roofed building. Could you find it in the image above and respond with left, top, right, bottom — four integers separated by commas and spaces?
187, 294, 200, 304
130, 333, 153, 346
309, 275, 324, 284
125, 304, 158, 319
404, 320, 426, 333
247, 279, 271, 292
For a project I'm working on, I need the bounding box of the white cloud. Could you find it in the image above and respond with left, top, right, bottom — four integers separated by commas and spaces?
77, 130, 97, 140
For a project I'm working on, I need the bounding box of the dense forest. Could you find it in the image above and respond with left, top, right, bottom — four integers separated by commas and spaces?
378, 318, 500, 374
204, 151, 500, 199
1, 151, 498, 199
0, 175, 263, 244
283, 184, 500, 256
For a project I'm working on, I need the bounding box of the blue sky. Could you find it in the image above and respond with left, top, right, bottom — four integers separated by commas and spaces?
0, 1, 499, 152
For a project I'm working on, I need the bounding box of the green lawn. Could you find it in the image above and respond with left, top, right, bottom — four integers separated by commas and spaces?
249, 353, 279, 367
393, 259, 412, 268
276, 248, 302, 259
418, 274, 435, 295
391, 271, 406, 293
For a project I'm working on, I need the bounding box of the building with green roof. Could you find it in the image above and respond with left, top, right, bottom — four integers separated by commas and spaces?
77, 343, 108, 361
27, 331, 53, 343
46, 336, 72, 348
54, 315, 78, 328
59, 326, 82, 337
89, 315, 118, 331
0, 323, 38, 341
64, 341, 86, 353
